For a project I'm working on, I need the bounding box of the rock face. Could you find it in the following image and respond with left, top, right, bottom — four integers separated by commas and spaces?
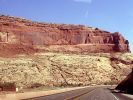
0, 15, 130, 55
0, 15, 132, 89
116, 69, 133, 94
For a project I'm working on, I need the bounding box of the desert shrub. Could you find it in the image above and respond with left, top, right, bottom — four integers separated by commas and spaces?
0, 82, 16, 88
60, 83, 83, 87
30, 83, 44, 88
31, 63, 37, 67
104, 81, 117, 85
0, 82, 16, 91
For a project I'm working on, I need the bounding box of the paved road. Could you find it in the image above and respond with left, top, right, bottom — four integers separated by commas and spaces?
25, 86, 132, 100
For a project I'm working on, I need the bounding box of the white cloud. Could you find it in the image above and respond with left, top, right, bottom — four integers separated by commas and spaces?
74, 0, 92, 3
85, 11, 89, 18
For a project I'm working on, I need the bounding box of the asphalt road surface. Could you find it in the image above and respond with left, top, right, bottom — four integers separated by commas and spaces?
25, 86, 132, 100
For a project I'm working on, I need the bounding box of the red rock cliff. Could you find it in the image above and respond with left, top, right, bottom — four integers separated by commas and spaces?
0, 15, 130, 54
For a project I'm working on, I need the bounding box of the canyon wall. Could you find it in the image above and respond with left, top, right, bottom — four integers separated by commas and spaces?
0, 15, 132, 88
0, 15, 130, 53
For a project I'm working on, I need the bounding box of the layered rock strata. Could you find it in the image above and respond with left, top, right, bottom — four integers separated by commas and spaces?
0, 15, 130, 54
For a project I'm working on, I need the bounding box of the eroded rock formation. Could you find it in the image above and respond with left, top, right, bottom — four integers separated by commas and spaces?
116, 69, 133, 94
0, 15, 130, 55
0, 15, 132, 89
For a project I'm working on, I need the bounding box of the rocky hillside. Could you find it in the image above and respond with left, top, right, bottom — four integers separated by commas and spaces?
0, 15, 132, 89
0, 53, 132, 88
0, 15, 130, 55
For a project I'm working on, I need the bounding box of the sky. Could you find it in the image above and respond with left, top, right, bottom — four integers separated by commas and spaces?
0, 0, 133, 52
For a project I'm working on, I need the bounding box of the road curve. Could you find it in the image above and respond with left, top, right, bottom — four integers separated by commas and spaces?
24, 86, 132, 100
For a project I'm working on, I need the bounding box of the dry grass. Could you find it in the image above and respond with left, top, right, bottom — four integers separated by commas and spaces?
0, 52, 133, 89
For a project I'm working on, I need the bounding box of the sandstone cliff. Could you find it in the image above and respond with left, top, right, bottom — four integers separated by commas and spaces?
0, 15, 130, 55
0, 15, 132, 90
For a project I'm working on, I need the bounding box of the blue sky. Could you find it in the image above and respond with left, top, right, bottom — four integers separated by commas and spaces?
0, 0, 133, 52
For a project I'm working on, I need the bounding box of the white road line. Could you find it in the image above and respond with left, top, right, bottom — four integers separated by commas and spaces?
111, 93, 119, 100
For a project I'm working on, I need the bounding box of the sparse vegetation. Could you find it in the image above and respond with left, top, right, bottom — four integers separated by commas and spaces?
0, 52, 132, 89
0, 82, 16, 91
30, 83, 44, 88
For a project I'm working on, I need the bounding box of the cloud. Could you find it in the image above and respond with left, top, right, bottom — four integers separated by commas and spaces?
74, 0, 92, 3
85, 11, 89, 18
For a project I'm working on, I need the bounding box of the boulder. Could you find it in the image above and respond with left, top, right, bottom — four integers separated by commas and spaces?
116, 69, 133, 94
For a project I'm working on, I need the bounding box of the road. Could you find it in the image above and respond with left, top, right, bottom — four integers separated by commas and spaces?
24, 86, 132, 100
